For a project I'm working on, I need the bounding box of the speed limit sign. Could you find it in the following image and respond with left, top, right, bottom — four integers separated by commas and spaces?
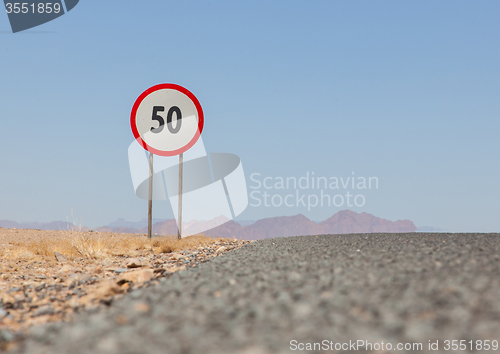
130, 83, 204, 240
130, 83, 204, 156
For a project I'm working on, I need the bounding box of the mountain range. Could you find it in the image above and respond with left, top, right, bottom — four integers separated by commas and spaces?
0, 210, 417, 240
0, 220, 90, 232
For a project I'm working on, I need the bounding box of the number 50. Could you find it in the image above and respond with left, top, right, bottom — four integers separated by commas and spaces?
150, 106, 182, 134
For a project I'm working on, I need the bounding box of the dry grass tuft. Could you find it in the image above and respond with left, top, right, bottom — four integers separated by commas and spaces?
3, 231, 221, 261
70, 233, 116, 259
153, 235, 216, 254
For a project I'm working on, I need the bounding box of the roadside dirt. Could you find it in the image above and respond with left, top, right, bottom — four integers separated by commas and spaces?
0, 227, 249, 339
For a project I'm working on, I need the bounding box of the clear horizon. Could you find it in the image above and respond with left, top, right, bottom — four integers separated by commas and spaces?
1, 1, 499, 232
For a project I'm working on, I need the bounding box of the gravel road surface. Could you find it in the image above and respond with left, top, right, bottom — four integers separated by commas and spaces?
9, 233, 500, 353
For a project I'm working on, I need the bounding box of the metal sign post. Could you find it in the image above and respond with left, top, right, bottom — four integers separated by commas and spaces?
130, 83, 204, 239
148, 152, 153, 239
177, 153, 183, 239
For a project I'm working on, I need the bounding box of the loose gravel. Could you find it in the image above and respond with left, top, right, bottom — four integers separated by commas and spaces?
7, 233, 500, 353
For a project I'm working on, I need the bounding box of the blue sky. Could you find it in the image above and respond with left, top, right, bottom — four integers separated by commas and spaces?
1, 1, 499, 231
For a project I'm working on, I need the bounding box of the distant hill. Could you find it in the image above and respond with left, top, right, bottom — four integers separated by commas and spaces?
201, 210, 416, 240
0, 210, 417, 240
103, 218, 166, 230
319, 210, 416, 234
233, 220, 257, 227
0, 220, 89, 231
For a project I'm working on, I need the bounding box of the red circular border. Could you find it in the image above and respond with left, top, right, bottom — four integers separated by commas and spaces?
130, 83, 204, 156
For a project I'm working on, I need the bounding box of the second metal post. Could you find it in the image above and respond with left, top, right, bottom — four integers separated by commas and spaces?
148, 152, 153, 239
177, 152, 183, 240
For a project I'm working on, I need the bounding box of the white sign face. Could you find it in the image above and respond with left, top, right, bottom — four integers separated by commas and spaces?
131, 84, 204, 156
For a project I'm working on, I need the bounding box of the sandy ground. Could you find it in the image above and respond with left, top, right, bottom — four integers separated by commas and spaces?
0, 227, 249, 344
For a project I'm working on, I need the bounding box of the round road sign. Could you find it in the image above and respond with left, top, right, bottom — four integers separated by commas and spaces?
131, 83, 204, 156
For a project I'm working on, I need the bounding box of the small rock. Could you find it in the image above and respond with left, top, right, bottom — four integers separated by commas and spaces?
0, 308, 7, 318
113, 268, 130, 274
0, 329, 15, 342
101, 258, 113, 267
32, 306, 55, 317
58, 264, 75, 274
23, 281, 38, 287
118, 269, 154, 285
287, 272, 302, 282
13, 292, 25, 302
294, 303, 312, 319
89, 280, 124, 300
215, 246, 227, 253
133, 302, 151, 313
96, 337, 120, 352
165, 265, 187, 273
122, 258, 142, 268
6, 287, 21, 294
115, 314, 127, 325
170, 253, 186, 260
66, 273, 91, 286
54, 251, 67, 262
